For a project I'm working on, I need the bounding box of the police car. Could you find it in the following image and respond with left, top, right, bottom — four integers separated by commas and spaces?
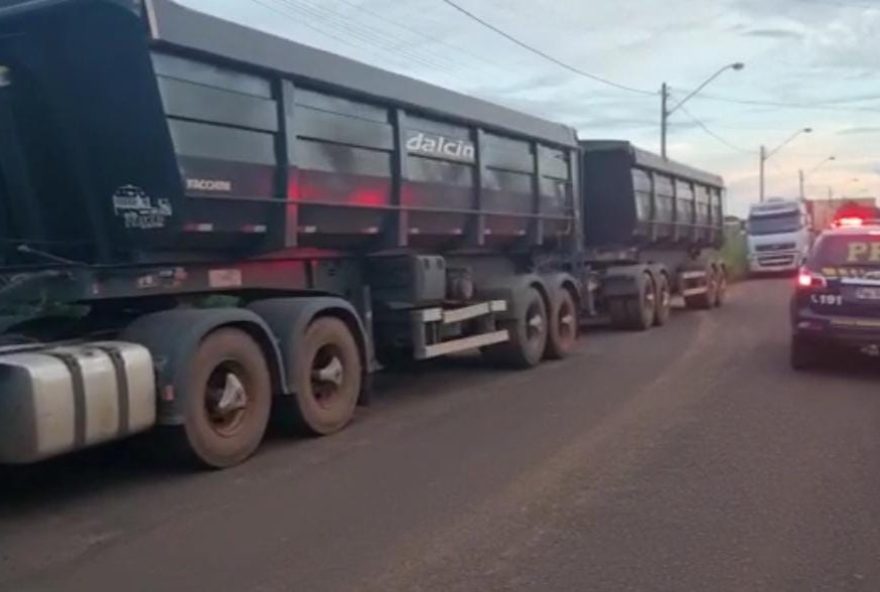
791, 217, 880, 369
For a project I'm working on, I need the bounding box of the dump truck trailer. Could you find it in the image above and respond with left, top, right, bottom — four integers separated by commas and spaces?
0, 0, 725, 469
581, 142, 727, 329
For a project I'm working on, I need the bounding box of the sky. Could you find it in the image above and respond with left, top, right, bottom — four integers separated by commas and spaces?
180, 0, 880, 217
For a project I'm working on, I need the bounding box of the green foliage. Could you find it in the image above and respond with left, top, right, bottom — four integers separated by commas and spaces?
721, 226, 748, 281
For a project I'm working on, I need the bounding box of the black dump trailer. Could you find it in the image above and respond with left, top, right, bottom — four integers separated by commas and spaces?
0, 0, 724, 469
580, 141, 727, 330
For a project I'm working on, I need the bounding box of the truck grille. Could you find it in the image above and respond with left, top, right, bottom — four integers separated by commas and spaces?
755, 242, 796, 253
757, 255, 796, 267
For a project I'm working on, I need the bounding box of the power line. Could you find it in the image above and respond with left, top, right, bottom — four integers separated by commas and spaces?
676, 104, 754, 155
252, 0, 480, 82
272, 0, 460, 74
438, 0, 657, 97
329, 0, 506, 73
248, 0, 396, 61
675, 88, 880, 115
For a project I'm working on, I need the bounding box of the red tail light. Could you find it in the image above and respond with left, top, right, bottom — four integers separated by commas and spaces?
798, 268, 827, 289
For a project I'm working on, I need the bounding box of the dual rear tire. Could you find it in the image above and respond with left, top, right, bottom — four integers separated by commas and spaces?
173, 328, 273, 469
482, 283, 582, 367
281, 317, 362, 436
483, 287, 549, 369
610, 273, 663, 331
546, 288, 579, 360
684, 266, 726, 310
174, 318, 362, 469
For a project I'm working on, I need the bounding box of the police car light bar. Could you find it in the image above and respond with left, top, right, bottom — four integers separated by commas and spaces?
836, 217, 864, 228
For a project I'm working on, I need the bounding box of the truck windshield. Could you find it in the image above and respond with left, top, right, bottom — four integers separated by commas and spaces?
747, 212, 802, 236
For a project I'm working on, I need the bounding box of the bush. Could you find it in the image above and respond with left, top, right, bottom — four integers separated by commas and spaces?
721, 227, 748, 281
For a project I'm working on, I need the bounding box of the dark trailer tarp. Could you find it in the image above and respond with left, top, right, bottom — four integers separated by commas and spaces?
580, 141, 726, 249
0, 0, 579, 268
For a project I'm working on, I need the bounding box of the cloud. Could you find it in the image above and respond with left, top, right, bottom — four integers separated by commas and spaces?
805, 9, 880, 69
743, 27, 805, 40
837, 127, 880, 136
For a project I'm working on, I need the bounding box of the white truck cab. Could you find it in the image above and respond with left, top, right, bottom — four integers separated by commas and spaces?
746, 199, 811, 274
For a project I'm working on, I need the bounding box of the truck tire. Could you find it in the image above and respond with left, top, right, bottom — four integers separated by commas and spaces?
791, 335, 823, 371
283, 317, 362, 436
654, 273, 672, 326
609, 274, 656, 331
545, 288, 578, 360
483, 287, 548, 369
684, 268, 717, 310
175, 328, 272, 469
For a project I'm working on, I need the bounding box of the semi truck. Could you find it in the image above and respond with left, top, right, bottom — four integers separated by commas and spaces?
746, 199, 811, 274
0, 0, 727, 469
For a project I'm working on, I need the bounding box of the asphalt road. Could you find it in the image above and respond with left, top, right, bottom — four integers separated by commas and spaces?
4, 278, 880, 592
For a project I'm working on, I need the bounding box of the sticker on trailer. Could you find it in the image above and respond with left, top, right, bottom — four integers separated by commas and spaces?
405, 131, 475, 163
112, 185, 173, 230
186, 178, 233, 193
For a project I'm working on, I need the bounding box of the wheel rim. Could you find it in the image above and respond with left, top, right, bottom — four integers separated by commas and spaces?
643, 281, 657, 320
556, 297, 576, 346
204, 362, 250, 438
707, 274, 717, 302
526, 301, 546, 345
659, 279, 670, 308
311, 344, 345, 410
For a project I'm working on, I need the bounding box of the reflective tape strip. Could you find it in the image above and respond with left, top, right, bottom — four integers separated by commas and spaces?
184, 223, 214, 233
45, 352, 87, 448
94, 345, 130, 437
420, 330, 510, 359
681, 271, 706, 280
682, 287, 707, 296
829, 317, 880, 329
416, 308, 443, 323
841, 278, 880, 286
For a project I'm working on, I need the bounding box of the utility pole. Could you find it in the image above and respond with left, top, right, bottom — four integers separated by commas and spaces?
661, 83, 668, 159
758, 128, 812, 204
659, 63, 744, 160
759, 145, 766, 202
799, 155, 835, 204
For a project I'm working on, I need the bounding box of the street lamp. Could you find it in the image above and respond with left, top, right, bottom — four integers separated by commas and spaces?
799, 155, 835, 200
759, 127, 812, 202
661, 62, 745, 159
